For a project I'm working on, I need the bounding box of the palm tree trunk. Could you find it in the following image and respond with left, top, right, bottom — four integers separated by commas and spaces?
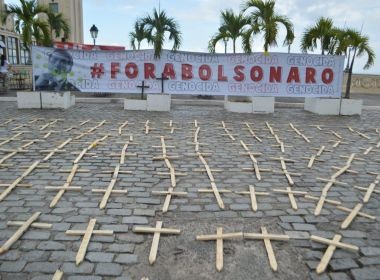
233, 39, 236, 54
345, 48, 357, 99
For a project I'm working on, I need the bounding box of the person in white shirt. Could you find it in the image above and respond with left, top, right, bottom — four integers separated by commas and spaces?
0, 54, 10, 88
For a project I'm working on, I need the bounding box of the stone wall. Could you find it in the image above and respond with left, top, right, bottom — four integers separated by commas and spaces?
342, 73, 380, 94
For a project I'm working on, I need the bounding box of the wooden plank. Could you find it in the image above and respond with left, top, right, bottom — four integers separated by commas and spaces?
75, 219, 96, 265
7, 221, 52, 229
310, 235, 359, 252
0, 160, 40, 202
262, 227, 278, 271
316, 234, 341, 274
216, 227, 223, 272
52, 269, 63, 280
250, 185, 258, 211
149, 221, 162, 264
99, 179, 117, 209
340, 203, 363, 229
0, 212, 41, 254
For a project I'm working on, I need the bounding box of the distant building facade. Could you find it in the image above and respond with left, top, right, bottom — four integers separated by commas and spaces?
38, 0, 84, 43
0, 0, 83, 66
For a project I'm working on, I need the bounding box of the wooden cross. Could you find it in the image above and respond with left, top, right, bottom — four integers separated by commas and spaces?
110, 141, 137, 164
354, 173, 380, 203
41, 138, 72, 162
289, 123, 311, 143
336, 203, 376, 229
137, 80, 150, 99
273, 187, 307, 210
235, 185, 269, 211
270, 157, 300, 185
0, 212, 52, 254
329, 139, 348, 148
310, 234, 359, 274
243, 122, 262, 142
45, 163, 84, 208
65, 219, 114, 265
314, 153, 360, 215
304, 194, 341, 206
0, 132, 23, 148
196, 153, 225, 209
196, 227, 242, 271
0, 139, 42, 167
133, 221, 181, 264
244, 227, 289, 271
40, 119, 63, 131
141, 120, 156, 135
328, 130, 342, 139
164, 120, 180, 134
220, 121, 236, 141
0, 160, 40, 201
11, 124, 30, 131
156, 73, 169, 93
92, 164, 129, 209
74, 120, 106, 140
240, 140, 267, 180
0, 118, 14, 126
73, 135, 109, 163
347, 126, 371, 140
152, 187, 187, 213
112, 120, 132, 135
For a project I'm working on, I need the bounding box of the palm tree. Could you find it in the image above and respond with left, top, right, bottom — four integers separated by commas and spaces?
208, 9, 250, 54
301, 17, 339, 55
129, 21, 149, 50
46, 10, 70, 43
3, 0, 50, 49
140, 8, 181, 58
334, 28, 375, 99
242, 0, 294, 52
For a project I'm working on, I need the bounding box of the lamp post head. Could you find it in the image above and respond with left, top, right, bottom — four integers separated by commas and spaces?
90, 24, 98, 40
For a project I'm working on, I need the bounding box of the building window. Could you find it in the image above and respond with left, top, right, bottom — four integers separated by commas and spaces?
49, 3, 59, 13
20, 42, 30, 64
7, 37, 18, 64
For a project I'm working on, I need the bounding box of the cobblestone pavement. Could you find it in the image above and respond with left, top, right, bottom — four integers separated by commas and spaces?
0, 101, 379, 280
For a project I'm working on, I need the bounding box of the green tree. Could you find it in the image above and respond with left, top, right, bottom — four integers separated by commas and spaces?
242, 0, 294, 52
334, 28, 375, 98
3, 0, 50, 49
46, 10, 70, 43
208, 9, 250, 54
129, 21, 149, 50
140, 8, 181, 58
301, 17, 338, 55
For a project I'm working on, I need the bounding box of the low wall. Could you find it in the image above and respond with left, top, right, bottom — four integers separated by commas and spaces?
13, 65, 380, 94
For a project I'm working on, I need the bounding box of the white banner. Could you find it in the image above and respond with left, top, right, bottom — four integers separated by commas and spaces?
32, 47, 345, 97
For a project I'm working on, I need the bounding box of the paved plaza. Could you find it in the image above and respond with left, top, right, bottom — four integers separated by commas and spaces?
0, 101, 379, 280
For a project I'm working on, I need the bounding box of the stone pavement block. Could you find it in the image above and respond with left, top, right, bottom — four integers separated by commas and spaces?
68, 277, 102, 280
49, 251, 76, 262
330, 258, 359, 270
61, 262, 95, 274
292, 223, 317, 231
0, 261, 26, 272
280, 215, 305, 223
351, 268, 380, 280
24, 262, 60, 273
95, 263, 123, 276
122, 216, 149, 224
37, 241, 65, 250
361, 247, 380, 256
329, 273, 350, 280
114, 253, 139, 264
86, 252, 114, 262
106, 243, 135, 253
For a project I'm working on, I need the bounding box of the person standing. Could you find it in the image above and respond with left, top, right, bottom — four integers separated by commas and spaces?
0, 54, 10, 89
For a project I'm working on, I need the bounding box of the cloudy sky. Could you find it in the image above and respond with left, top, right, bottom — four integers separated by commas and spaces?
6, 0, 380, 74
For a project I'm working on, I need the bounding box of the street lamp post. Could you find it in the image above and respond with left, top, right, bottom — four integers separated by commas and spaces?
89, 24, 99, 46
223, 38, 228, 54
